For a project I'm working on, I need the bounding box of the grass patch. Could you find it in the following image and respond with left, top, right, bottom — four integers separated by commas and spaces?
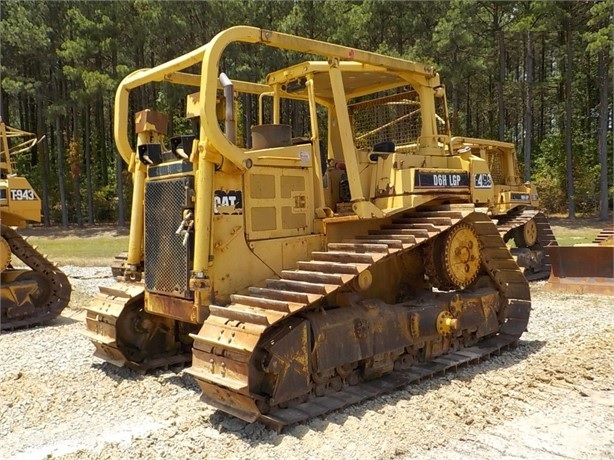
553, 235, 597, 246
549, 221, 603, 246
23, 235, 129, 266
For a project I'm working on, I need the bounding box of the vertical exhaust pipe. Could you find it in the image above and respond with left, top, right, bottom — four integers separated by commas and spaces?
219, 73, 236, 144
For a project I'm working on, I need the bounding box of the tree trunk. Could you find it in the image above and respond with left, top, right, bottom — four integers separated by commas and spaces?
565, 26, 575, 218
450, 83, 459, 134
37, 107, 50, 226
55, 115, 69, 227
523, 30, 533, 182
73, 165, 83, 227
97, 99, 109, 185
498, 30, 506, 141
597, 49, 609, 220
110, 46, 124, 226
0, 89, 8, 123
539, 33, 546, 145
466, 77, 472, 135
85, 105, 94, 224
72, 106, 83, 227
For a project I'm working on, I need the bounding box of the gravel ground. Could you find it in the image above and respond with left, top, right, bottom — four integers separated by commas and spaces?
1, 266, 613, 460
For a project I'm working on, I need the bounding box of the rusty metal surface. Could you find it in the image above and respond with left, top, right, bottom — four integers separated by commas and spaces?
186, 207, 531, 430
259, 334, 516, 432
83, 284, 192, 371
546, 245, 614, 295
134, 109, 168, 135
1, 225, 72, 330
145, 292, 202, 324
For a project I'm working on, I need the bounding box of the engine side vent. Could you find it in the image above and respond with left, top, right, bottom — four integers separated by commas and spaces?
144, 176, 194, 299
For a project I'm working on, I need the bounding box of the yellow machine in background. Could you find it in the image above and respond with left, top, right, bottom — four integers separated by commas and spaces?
460, 138, 557, 280
0, 120, 71, 330
85, 26, 533, 429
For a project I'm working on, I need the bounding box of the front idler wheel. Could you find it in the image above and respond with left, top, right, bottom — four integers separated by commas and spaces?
514, 219, 538, 248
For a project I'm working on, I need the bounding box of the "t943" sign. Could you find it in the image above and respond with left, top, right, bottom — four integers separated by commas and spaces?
10, 189, 37, 200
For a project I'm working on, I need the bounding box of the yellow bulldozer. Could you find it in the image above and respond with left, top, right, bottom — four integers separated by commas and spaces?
0, 119, 71, 330
461, 140, 556, 280
85, 26, 542, 429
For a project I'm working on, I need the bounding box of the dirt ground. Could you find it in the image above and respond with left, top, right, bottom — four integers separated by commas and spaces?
1, 280, 612, 460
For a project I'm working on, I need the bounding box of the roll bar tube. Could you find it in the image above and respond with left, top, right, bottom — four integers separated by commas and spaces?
114, 26, 440, 169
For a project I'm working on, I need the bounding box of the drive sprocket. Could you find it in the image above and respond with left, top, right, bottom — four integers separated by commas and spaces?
426, 222, 481, 290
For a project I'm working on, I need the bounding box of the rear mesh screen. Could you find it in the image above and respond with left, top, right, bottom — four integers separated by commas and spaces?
144, 176, 193, 299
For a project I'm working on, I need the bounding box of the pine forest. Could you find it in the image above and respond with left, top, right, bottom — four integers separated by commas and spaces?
1, 0, 612, 226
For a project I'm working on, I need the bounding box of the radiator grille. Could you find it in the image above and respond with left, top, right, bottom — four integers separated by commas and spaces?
144, 176, 193, 299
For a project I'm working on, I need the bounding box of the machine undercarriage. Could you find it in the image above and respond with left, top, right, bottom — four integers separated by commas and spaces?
496, 208, 557, 281
1, 225, 71, 330
86, 205, 530, 429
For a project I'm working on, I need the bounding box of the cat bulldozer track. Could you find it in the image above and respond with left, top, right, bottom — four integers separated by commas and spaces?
84, 26, 531, 428
495, 208, 557, 281
545, 225, 614, 295
187, 207, 530, 429
1, 225, 71, 330
1, 120, 71, 330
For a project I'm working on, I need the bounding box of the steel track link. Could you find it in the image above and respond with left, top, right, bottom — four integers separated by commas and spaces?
188, 207, 531, 431
496, 208, 558, 247
1, 225, 72, 330
496, 207, 557, 280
